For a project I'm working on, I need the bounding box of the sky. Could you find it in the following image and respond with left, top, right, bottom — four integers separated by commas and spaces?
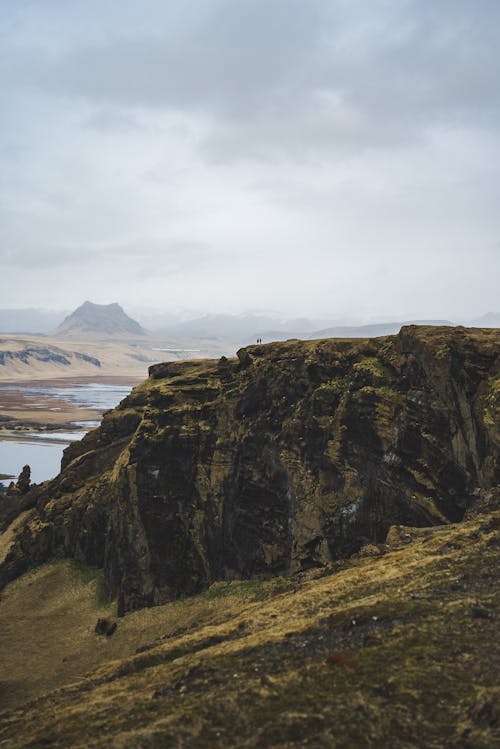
1, 0, 499, 321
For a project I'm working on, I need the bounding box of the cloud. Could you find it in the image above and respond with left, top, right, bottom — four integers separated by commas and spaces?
0, 235, 214, 271
4, 0, 498, 162
0, 1, 499, 319
83, 109, 143, 133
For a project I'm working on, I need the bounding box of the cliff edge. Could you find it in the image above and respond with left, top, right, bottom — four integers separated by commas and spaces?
1, 326, 498, 613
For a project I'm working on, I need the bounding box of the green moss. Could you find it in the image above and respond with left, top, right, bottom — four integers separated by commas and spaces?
483, 376, 499, 427
199, 576, 293, 602
353, 357, 394, 380
69, 559, 109, 607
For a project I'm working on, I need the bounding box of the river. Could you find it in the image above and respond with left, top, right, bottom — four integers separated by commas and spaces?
0, 382, 133, 488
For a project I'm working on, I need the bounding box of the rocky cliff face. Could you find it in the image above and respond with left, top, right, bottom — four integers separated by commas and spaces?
1, 326, 498, 613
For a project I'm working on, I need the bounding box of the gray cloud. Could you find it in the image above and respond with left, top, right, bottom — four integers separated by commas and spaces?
0, 0, 499, 319
6, 0, 498, 161
83, 109, 143, 133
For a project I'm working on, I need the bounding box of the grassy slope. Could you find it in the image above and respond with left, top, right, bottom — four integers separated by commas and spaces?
0, 510, 498, 748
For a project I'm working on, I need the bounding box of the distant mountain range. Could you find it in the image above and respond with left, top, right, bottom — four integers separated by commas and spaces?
307, 320, 456, 341
0, 304, 498, 342
54, 301, 147, 339
150, 313, 331, 340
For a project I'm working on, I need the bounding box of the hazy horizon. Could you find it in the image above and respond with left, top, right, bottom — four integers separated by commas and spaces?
0, 300, 497, 336
2, 1, 499, 320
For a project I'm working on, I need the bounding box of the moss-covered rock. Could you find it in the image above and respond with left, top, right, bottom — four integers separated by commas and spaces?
0, 326, 498, 614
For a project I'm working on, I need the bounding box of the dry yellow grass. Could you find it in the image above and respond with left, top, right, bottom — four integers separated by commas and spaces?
0, 510, 498, 747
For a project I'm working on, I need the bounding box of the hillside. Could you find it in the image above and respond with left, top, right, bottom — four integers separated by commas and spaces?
0, 336, 152, 387
0, 507, 498, 747
0, 335, 230, 384
54, 301, 147, 339
0, 325, 498, 746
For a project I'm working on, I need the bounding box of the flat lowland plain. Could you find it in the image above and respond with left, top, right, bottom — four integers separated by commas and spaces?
0, 334, 231, 432
0, 334, 231, 383
0, 510, 498, 748
0, 376, 140, 434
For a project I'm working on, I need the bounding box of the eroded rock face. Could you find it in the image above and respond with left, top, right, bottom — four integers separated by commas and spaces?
1, 326, 498, 613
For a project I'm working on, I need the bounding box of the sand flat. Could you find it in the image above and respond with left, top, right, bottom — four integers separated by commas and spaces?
0, 375, 140, 432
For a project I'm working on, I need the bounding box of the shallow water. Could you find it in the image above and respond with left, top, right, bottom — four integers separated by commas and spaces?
26, 431, 86, 442
0, 383, 132, 411
0, 383, 132, 487
0, 440, 69, 486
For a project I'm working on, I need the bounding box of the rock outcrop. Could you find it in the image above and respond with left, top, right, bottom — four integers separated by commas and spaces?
0, 326, 498, 613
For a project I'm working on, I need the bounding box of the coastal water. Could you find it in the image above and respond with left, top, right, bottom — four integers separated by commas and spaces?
0, 383, 133, 488
0, 383, 132, 411
0, 440, 69, 486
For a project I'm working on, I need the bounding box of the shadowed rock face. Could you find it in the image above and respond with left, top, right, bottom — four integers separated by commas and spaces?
1, 326, 498, 613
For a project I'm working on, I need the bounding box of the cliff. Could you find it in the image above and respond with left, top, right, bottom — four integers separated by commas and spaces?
0, 326, 498, 614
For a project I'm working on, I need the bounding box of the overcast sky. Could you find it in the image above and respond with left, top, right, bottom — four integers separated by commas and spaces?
1, 0, 499, 320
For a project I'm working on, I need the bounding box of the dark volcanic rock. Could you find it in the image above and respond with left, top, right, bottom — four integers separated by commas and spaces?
95, 618, 117, 636
0, 326, 498, 613
16, 465, 31, 495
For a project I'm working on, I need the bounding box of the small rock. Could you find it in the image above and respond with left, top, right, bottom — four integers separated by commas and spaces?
385, 525, 413, 548
260, 675, 277, 689
326, 651, 358, 669
95, 618, 117, 636
358, 544, 383, 558
152, 686, 173, 699
217, 355, 230, 372
471, 605, 492, 620
236, 348, 252, 368
17, 465, 31, 494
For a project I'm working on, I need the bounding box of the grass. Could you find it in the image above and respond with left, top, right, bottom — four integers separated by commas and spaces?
0, 510, 498, 747
69, 559, 109, 607
1, 326, 498, 745
199, 576, 292, 601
